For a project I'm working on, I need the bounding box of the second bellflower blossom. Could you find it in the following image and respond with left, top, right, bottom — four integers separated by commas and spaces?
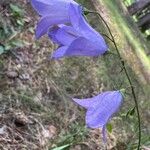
73, 91, 123, 141
31, 0, 78, 38
49, 4, 108, 59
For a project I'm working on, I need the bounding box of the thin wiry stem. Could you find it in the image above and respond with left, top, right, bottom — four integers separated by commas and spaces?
101, 33, 114, 42
85, 10, 141, 150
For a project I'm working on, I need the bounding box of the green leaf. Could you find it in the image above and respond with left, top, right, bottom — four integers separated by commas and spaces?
126, 107, 135, 118
51, 144, 71, 150
106, 123, 113, 133
11, 40, 24, 47
17, 19, 24, 26
129, 107, 135, 116
10, 4, 24, 16
0, 45, 5, 55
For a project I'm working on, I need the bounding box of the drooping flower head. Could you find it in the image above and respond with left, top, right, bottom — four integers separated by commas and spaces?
73, 91, 123, 142
31, 0, 79, 38
49, 4, 108, 58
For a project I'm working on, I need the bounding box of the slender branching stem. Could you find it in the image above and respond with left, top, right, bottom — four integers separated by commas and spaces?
101, 33, 114, 42
85, 10, 141, 150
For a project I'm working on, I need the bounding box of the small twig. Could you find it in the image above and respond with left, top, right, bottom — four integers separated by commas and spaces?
101, 33, 114, 42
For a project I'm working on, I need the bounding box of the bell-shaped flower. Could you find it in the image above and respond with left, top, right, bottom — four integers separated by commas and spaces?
73, 91, 123, 142
31, 0, 78, 38
49, 4, 108, 59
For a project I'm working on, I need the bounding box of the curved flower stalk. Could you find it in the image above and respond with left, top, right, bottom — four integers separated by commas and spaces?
49, 4, 108, 59
31, 0, 78, 38
73, 91, 123, 142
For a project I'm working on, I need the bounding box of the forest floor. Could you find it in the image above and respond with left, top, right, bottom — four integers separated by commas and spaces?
0, 0, 149, 150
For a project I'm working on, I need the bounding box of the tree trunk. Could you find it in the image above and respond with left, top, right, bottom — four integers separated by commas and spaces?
127, 0, 150, 15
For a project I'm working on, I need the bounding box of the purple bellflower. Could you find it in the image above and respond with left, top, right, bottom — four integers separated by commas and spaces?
73, 91, 123, 142
49, 4, 108, 59
31, 0, 78, 39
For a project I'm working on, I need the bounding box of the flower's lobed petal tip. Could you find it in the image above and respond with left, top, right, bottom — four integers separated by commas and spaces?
69, 2, 82, 12
51, 46, 68, 59
72, 97, 93, 109
51, 55, 60, 60
35, 28, 42, 39
31, 0, 43, 15
31, 0, 52, 16
68, 2, 82, 26
35, 18, 48, 39
72, 98, 84, 106
72, 98, 79, 103
51, 54, 59, 60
